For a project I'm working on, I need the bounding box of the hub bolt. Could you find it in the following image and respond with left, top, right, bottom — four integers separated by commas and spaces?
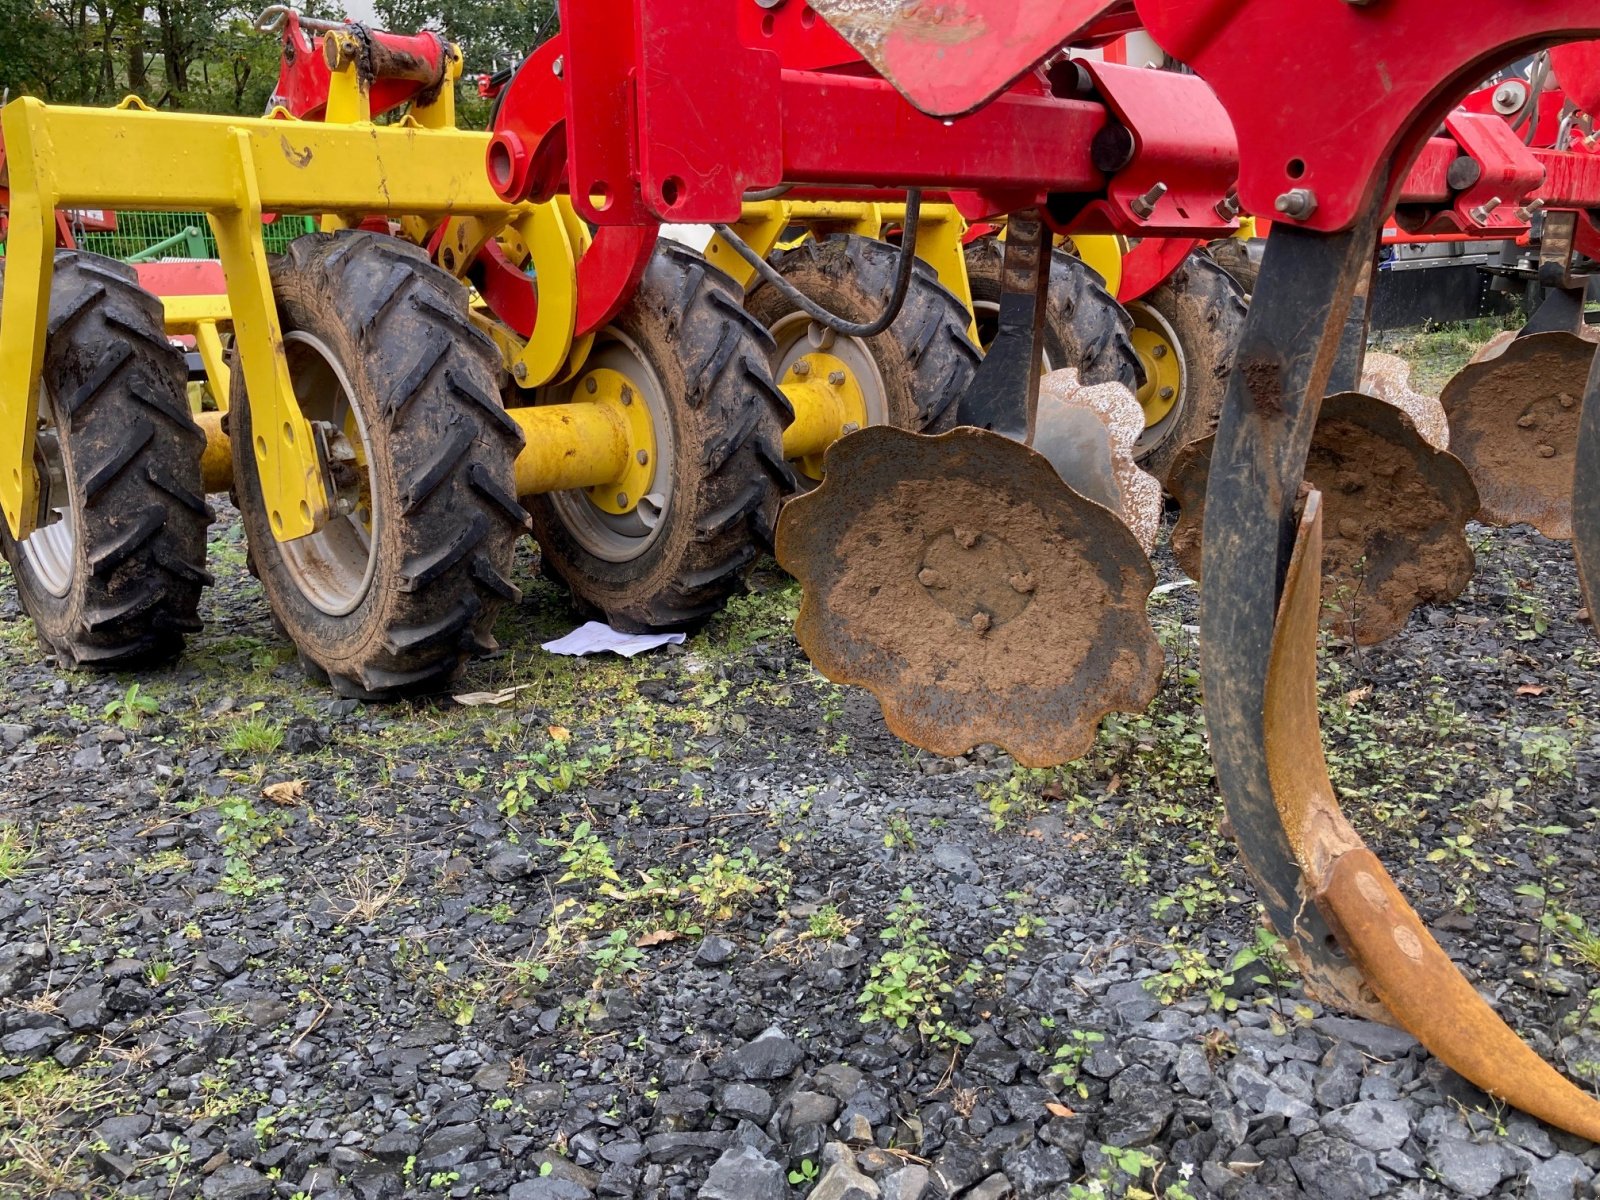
585, 376, 598, 394
828, 371, 846, 386
1152, 344, 1168, 359
513, 362, 528, 381
617, 491, 630, 506
637, 449, 649, 465
791, 359, 811, 377
1159, 386, 1175, 401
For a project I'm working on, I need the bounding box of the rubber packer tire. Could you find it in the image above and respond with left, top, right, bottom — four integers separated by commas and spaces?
1128, 251, 1248, 485
0, 252, 211, 667
745, 233, 981, 450
1205, 237, 1260, 295
525, 243, 793, 632
964, 236, 1143, 391
231, 231, 527, 699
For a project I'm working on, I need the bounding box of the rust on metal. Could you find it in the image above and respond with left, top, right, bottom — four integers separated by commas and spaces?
1169, 392, 1478, 644
775, 424, 1161, 766
1440, 329, 1600, 538
1264, 492, 1600, 1142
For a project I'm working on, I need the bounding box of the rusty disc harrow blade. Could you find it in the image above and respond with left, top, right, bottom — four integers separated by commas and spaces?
1440, 330, 1599, 538
775, 424, 1162, 767
1260, 490, 1600, 1142
1169, 391, 1479, 644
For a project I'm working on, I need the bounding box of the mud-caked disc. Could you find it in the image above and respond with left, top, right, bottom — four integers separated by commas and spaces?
1440, 329, 1599, 538
775, 425, 1162, 766
1169, 392, 1479, 645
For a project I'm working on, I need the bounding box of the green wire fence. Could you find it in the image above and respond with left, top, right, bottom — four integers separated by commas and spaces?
1, 211, 316, 260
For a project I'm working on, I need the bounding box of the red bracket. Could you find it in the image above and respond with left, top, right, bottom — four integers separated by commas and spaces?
1066, 62, 1238, 238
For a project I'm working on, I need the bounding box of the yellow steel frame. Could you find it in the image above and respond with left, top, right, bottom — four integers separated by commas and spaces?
0, 94, 529, 544
161, 293, 233, 411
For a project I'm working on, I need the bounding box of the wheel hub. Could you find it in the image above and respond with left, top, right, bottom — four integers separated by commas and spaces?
20, 387, 76, 600
1128, 304, 1183, 431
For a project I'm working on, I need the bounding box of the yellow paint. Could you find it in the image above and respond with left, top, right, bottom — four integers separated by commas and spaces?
195, 411, 234, 494
507, 390, 637, 498
780, 352, 869, 477
1067, 233, 1125, 296
1128, 306, 1182, 428
579, 367, 658, 515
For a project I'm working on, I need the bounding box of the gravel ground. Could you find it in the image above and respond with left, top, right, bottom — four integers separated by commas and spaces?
4, 424, 1600, 1196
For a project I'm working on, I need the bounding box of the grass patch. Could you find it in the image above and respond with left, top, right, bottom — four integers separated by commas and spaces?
0, 824, 31, 881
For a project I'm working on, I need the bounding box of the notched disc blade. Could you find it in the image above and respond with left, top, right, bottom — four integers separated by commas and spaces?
775, 425, 1161, 767
1264, 492, 1600, 1143
1169, 392, 1479, 644
1440, 330, 1599, 538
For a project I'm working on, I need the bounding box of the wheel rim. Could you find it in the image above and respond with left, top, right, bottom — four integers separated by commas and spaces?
1128, 301, 1187, 455
20, 385, 76, 600
277, 331, 380, 617
545, 335, 675, 564
769, 313, 885, 480
969, 299, 1056, 373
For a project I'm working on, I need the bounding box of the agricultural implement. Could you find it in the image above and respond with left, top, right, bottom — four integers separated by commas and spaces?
6, 0, 1600, 1143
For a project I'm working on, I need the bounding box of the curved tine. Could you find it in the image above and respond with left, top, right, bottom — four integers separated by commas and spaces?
1572, 335, 1600, 632
1199, 205, 1395, 1019
252, 4, 290, 33
1267, 493, 1600, 1142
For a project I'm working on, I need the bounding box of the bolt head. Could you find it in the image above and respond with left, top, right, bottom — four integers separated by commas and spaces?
791, 359, 811, 377
513, 362, 528, 381
1151, 344, 1168, 360
828, 371, 846, 386
636, 449, 649, 465
1158, 386, 1175, 401
616, 492, 629, 506
584, 376, 598, 394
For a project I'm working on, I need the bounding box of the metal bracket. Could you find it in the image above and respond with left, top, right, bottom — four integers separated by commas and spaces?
955, 210, 1049, 442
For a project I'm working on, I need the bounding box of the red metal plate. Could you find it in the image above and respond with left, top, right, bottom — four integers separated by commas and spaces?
804, 0, 1127, 117
1139, 0, 1600, 233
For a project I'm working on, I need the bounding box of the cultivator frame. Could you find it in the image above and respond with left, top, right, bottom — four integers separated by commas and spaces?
9, 0, 1600, 1144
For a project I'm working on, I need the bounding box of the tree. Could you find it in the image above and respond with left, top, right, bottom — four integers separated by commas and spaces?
373, 0, 557, 72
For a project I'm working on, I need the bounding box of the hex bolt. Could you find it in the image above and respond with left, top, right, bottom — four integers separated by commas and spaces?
841, 422, 860, 434
1516, 198, 1546, 222
791, 359, 812, 377
828, 371, 846, 386
1468, 196, 1502, 224
1274, 188, 1318, 220
636, 449, 649, 465
1159, 386, 1175, 401
970, 611, 992, 634
616, 491, 629, 506
1213, 191, 1240, 221
1152, 344, 1168, 360
1129, 181, 1168, 220
584, 376, 598, 394
620, 388, 633, 406
513, 362, 528, 381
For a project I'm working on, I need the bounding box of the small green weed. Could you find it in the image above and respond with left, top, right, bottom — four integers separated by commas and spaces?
103, 682, 160, 730
859, 889, 971, 1047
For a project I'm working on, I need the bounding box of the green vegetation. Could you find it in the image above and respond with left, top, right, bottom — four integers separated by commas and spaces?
0, 823, 31, 882
858, 889, 972, 1048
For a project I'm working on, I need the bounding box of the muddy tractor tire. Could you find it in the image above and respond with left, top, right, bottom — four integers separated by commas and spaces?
525, 243, 793, 632
0, 252, 211, 667
1205, 237, 1261, 295
746, 233, 981, 483
1126, 250, 1248, 485
231, 231, 527, 699
964, 235, 1143, 390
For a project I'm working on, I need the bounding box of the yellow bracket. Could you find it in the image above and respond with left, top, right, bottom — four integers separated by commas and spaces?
208, 128, 330, 540
161, 294, 234, 412
501, 199, 596, 390
1067, 233, 1126, 297
0, 95, 530, 544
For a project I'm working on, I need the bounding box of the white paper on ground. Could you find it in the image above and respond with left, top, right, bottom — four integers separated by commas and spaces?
540, 621, 687, 658
1151, 578, 1195, 597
